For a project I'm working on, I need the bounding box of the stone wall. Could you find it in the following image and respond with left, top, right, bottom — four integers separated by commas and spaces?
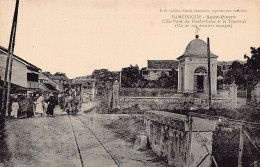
117, 97, 234, 110
120, 87, 176, 97
113, 82, 243, 110
144, 110, 216, 167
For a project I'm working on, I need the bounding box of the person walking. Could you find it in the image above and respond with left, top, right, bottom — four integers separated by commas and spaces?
35, 94, 44, 116
47, 94, 56, 117
11, 100, 19, 118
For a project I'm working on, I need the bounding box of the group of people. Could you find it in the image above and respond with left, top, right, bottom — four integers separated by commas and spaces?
8, 85, 81, 118
10, 93, 57, 118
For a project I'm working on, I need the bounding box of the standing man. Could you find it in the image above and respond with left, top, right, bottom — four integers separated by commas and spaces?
47, 94, 56, 117
27, 94, 35, 118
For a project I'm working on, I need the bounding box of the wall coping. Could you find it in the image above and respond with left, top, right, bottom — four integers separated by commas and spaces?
144, 110, 216, 132
121, 96, 231, 100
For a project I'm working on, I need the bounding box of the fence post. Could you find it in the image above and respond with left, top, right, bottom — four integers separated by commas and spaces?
251, 82, 260, 103
112, 80, 120, 108
230, 82, 237, 109
238, 124, 244, 167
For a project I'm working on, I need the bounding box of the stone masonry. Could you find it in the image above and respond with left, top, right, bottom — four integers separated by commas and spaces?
144, 110, 216, 167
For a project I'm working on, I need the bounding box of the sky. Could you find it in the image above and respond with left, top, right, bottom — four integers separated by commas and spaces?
0, 0, 260, 78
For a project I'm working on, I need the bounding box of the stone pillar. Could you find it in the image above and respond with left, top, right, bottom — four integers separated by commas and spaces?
92, 82, 96, 99
251, 82, 260, 103
230, 82, 238, 109
112, 80, 120, 108
144, 111, 216, 167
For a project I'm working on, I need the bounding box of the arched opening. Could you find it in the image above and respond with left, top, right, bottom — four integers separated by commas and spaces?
194, 66, 207, 93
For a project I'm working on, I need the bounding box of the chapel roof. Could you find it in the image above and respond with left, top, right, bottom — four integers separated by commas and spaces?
177, 35, 218, 60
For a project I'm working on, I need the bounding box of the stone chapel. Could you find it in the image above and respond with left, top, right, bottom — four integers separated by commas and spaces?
177, 35, 218, 93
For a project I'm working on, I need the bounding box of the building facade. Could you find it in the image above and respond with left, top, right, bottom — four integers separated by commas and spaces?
71, 76, 96, 102
0, 46, 41, 93
142, 60, 178, 80
39, 73, 61, 92
177, 36, 218, 93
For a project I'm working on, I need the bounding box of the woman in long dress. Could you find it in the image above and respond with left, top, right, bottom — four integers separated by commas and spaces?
11, 100, 19, 118
47, 95, 56, 116
35, 95, 44, 116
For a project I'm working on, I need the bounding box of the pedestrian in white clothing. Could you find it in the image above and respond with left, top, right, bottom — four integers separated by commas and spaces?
11, 101, 19, 118
35, 95, 44, 116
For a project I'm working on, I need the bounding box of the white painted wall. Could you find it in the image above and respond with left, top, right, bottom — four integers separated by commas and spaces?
0, 54, 27, 88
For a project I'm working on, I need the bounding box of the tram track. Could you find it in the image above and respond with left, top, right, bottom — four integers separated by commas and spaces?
68, 114, 120, 167
68, 115, 85, 167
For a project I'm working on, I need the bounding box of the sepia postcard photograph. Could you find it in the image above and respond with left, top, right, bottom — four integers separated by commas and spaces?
0, 0, 260, 166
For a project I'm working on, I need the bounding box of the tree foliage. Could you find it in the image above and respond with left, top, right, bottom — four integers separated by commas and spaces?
218, 47, 260, 90
156, 69, 178, 88
224, 61, 246, 86
91, 69, 119, 96
244, 47, 260, 87
121, 65, 142, 87
244, 47, 260, 72
121, 65, 178, 88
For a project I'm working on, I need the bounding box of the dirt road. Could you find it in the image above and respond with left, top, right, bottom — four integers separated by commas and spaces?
0, 104, 167, 167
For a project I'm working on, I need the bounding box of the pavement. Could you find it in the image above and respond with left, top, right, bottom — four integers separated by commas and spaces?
0, 103, 168, 167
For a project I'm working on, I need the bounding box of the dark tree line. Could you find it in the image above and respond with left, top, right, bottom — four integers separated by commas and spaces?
219, 47, 260, 91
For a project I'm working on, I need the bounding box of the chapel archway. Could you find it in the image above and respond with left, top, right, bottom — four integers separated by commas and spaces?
194, 66, 207, 93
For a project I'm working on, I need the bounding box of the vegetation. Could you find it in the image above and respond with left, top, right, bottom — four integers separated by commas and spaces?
221, 47, 260, 90
121, 65, 178, 88
104, 115, 145, 145
91, 69, 119, 96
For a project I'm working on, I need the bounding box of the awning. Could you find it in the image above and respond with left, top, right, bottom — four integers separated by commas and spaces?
0, 80, 28, 93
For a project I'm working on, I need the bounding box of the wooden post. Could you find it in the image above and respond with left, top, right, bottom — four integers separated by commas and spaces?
3, 0, 20, 116
5, 52, 15, 116
207, 37, 211, 108
188, 115, 192, 166
238, 124, 244, 167
119, 70, 122, 89
6, 26, 17, 116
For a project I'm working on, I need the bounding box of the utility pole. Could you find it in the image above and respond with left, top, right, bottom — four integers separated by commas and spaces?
119, 70, 122, 89
2, 0, 20, 117
207, 37, 211, 109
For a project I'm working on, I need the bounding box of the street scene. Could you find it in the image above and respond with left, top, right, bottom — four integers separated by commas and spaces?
1, 0, 260, 167
1, 103, 168, 167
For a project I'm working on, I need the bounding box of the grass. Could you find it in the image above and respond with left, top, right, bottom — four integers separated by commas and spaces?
104, 115, 146, 145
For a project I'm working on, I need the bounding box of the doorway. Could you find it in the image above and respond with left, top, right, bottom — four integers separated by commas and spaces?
197, 75, 204, 92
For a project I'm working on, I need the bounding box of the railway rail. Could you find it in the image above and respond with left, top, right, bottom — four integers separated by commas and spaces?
68, 114, 120, 167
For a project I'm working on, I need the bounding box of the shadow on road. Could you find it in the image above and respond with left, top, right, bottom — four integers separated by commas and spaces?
0, 117, 12, 166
